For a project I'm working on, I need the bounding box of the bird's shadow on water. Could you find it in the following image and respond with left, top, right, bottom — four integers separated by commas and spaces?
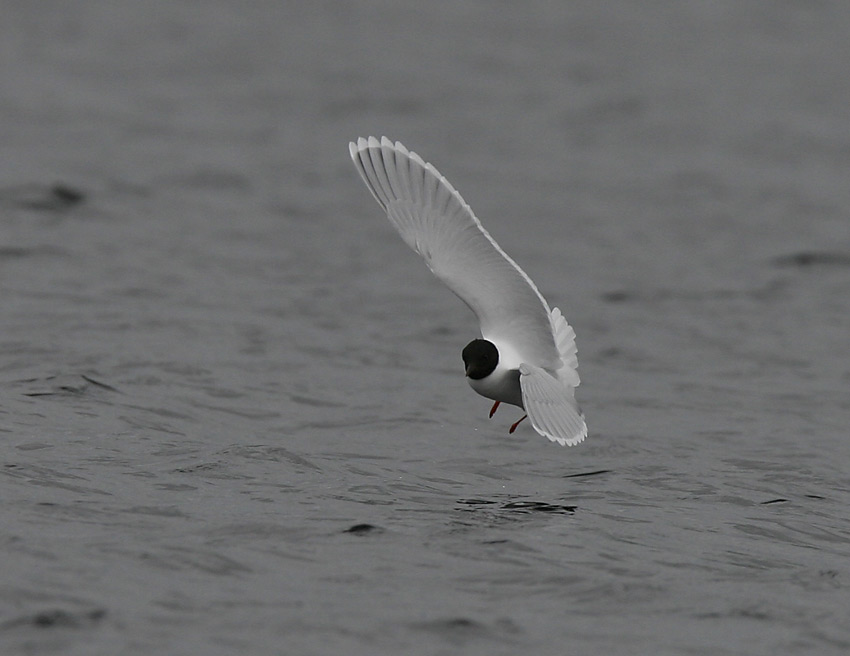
457, 499, 577, 514
338, 470, 614, 535
19, 374, 120, 398
455, 469, 612, 516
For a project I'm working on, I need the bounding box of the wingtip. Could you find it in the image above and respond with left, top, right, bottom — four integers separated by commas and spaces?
349, 136, 372, 150
350, 136, 410, 152
543, 423, 586, 447
528, 408, 587, 446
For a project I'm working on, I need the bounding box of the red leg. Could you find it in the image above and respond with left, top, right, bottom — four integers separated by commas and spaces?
509, 414, 528, 434
489, 401, 501, 418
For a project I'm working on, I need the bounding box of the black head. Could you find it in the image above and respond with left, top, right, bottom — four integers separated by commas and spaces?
462, 339, 499, 380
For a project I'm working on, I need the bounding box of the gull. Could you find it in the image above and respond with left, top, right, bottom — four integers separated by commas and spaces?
349, 137, 586, 446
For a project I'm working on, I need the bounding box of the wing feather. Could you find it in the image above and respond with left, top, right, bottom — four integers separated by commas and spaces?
350, 136, 559, 368
352, 144, 387, 209
550, 307, 580, 388
519, 363, 586, 446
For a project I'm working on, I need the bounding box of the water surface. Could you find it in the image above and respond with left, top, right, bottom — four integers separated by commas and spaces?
2, 2, 850, 654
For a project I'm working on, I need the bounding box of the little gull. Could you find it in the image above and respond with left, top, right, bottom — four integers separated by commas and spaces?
349, 137, 586, 446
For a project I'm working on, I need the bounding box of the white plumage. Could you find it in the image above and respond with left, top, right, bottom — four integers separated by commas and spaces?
349, 136, 586, 446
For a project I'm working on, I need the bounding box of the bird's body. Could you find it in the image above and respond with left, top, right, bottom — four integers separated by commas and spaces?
463, 337, 523, 408
349, 137, 587, 446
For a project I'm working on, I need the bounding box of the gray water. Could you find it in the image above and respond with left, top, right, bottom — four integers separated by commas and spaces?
2, 2, 850, 654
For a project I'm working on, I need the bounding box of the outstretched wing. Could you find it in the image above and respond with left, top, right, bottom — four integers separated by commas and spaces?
519, 363, 586, 446
349, 136, 559, 369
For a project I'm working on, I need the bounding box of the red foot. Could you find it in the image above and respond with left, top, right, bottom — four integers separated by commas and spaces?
509, 414, 528, 434
489, 401, 501, 418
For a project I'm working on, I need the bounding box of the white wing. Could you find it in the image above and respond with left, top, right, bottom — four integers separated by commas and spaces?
349, 136, 559, 369
550, 306, 580, 388
519, 363, 586, 446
